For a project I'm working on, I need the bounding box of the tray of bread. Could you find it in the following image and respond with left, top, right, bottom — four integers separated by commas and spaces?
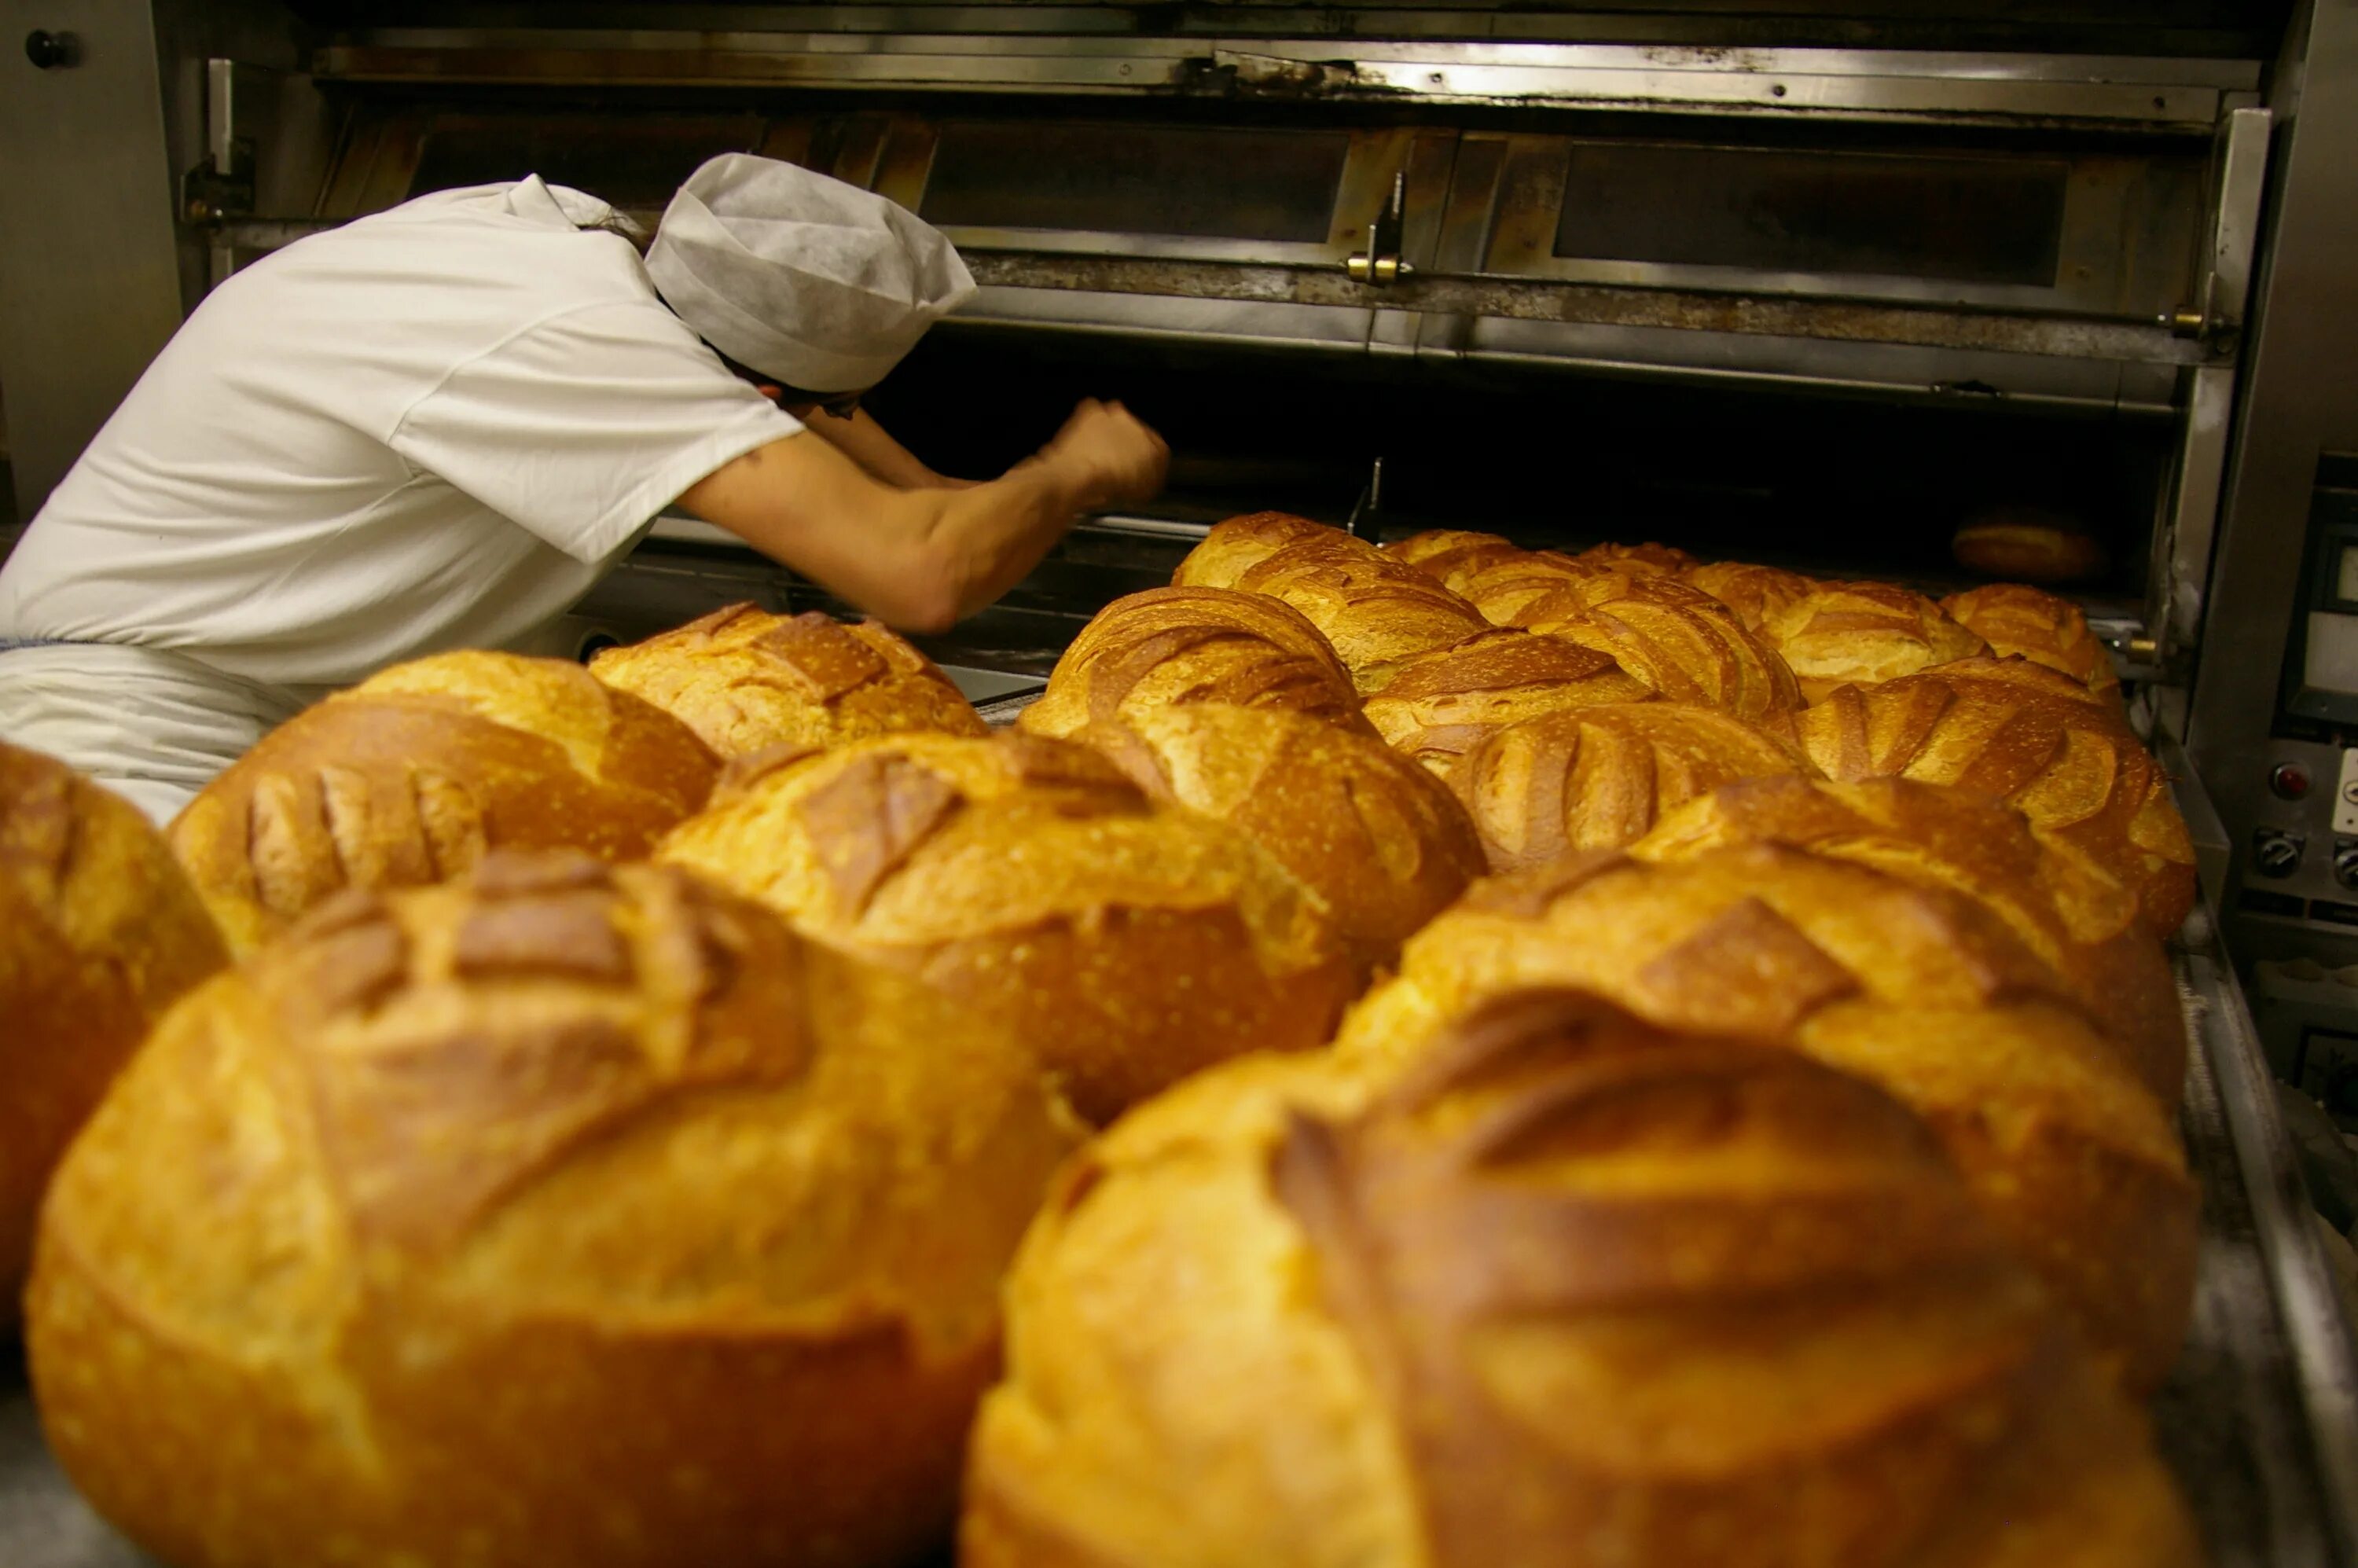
2, 520, 2352, 1566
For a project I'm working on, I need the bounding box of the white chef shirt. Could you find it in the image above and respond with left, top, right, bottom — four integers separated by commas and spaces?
0, 175, 803, 702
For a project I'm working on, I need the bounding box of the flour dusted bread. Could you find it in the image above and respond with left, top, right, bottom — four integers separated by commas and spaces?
169, 651, 718, 953
1449, 702, 1814, 871
1018, 586, 1365, 742
589, 602, 984, 758
1798, 655, 2195, 935
0, 743, 227, 1319
1633, 775, 2184, 1101
1761, 581, 1990, 701
1938, 583, 2121, 700
1363, 629, 1655, 773
27, 853, 1076, 1568
659, 732, 1354, 1123
1333, 843, 2197, 1389
1075, 703, 1483, 979
965, 994, 2201, 1568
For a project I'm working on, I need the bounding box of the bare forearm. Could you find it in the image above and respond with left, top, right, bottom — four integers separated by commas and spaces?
803, 408, 974, 490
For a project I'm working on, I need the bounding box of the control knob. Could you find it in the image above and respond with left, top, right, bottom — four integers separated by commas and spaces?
2253, 828, 2305, 879
2334, 840, 2358, 890
24, 29, 81, 69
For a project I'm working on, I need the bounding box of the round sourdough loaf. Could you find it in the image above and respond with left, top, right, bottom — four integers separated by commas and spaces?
27, 852, 1076, 1568
1363, 630, 1656, 774
1379, 529, 1528, 596
1759, 581, 1990, 702
1937, 583, 2121, 700
169, 651, 718, 953
1680, 558, 1820, 633
0, 742, 227, 1320
1169, 510, 1339, 589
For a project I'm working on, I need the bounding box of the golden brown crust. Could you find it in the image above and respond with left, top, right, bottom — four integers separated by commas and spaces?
589, 602, 986, 758
1632, 775, 2184, 1102
1937, 584, 2121, 699
1170, 510, 1339, 589
657, 732, 1357, 1123
1533, 594, 1808, 723
1952, 522, 2108, 585
1449, 703, 1816, 871
28, 852, 1077, 1568
1761, 582, 1993, 702
1458, 550, 1622, 628
1796, 656, 2196, 937
1331, 843, 2197, 1390
1362, 629, 1657, 773
1232, 541, 1494, 693
1681, 559, 1820, 633
1017, 586, 1367, 742
1568, 539, 1701, 577
0, 744, 227, 1318
1074, 703, 1486, 979
965, 1001, 2201, 1568
168, 651, 719, 954
1380, 529, 1529, 595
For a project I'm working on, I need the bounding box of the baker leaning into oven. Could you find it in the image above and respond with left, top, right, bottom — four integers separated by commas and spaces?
0, 152, 1167, 824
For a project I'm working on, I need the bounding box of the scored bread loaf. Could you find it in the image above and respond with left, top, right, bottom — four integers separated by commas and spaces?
1457, 551, 1620, 628
1632, 775, 2184, 1102
1074, 703, 1485, 979
1230, 540, 1493, 693
1332, 843, 2198, 1390
588, 602, 985, 758
1170, 510, 1340, 589
1379, 529, 1528, 596
964, 993, 2201, 1568
1938, 583, 2121, 700
1, 744, 228, 1320
1680, 558, 1819, 633
168, 651, 718, 954
1759, 581, 1992, 702
1797, 655, 2196, 936
1447, 702, 1815, 872
1530, 593, 1806, 724
1953, 517, 2108, 584
28, 853, 1078, 1568
1567, 539, 1699, 576
1361, 629, 1655, 773
657, 732, 1355, 1124
1018, 586, 1367, 742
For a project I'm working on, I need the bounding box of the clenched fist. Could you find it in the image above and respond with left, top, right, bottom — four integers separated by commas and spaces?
1041, 399, 1170, 513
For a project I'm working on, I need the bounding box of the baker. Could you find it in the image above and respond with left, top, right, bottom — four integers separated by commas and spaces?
0, 152, 1168, 824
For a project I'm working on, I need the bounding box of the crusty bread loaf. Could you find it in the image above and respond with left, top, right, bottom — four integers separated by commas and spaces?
1229, 540, 1494, 693
1379, 529, 1528, 596
1458, 549, 1619, 628
1633, 775, 2184, 1102
1170, 510, 1339, 589
28, 852, 1078, 1568
1075, 703, 1485, 979
1938, 583, 2121, 700
965, 993, 2201, 1568
589, 602, 986, 758
1532, 594, 1807, 724
1018, 586, 1367, 742
1332, 843, 2197, 1390
1797, 655, 2196, 936
1760, 581, 1992, 702
1361, 629, 1656, 773
1953, 519, 2108, 584
1680, 559, 1820, 633
168, 651, 718, 954
1568, 539, 1699, 577
1448, 702, 1815, 871
1, 744, 227, 1320
658, 732, 1355, 1124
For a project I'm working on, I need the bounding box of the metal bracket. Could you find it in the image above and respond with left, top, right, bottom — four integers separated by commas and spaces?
182, 59, 255, 226
1346, 171, 1412, 286
2163, 105, 2273, 351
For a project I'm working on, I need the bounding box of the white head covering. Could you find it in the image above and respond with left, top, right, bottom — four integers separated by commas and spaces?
645, 153, 975, 393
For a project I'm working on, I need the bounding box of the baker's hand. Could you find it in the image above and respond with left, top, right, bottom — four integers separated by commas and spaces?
1041, 399, 1170, 513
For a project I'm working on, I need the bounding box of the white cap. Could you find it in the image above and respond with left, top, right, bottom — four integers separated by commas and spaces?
645, 153, 976, 393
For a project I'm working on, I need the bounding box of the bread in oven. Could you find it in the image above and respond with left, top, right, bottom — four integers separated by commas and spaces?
1529, 593, 1806, 724
1759, 581, 1990, 702
1938, 583, 2121, 700
1680, 558, 1820, 633
1362, 628, 1656, 774
1169, 509, 1339, 589
1230, 539, 1493, 693
1380, 528, 1528, 596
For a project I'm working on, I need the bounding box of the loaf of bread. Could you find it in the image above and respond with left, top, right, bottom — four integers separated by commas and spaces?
1333, 844, 2197, 1389
1533, 594, 1806, 724
1229, 541, 1494, 693
1938, 583, 2121, 700
28, 852, 1078, 1568
1361, 629, 1655, 773
1953, 517, 2108, 584
1633, 775, 2184, 1101
1680, 558, 1819, 633
1568, 539, 1699, 576
1075, 703, 1484, 979
658, 733, 1355, 1124
169, 651, 718, 954
965, 993, 2201, 1568
1758, 581, 1992, 702
1170, 510, 1340, 589
1379, 528, 1527, 595
589, 602, 985, 758
1798, 655, 2197, 936
1447, 702, 1815, 872
1, 744, 227, 1320
1017, 586, 1366, 742
1457, 550, 1619, 627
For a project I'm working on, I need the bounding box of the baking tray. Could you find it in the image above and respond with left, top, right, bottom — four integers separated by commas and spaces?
3, 910, 2352, 1566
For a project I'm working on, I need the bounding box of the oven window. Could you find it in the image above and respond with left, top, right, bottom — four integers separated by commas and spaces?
1552, 142, 2069, 287
920, 123, 1349, 243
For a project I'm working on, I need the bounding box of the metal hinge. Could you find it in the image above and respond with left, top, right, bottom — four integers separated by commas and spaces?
1346, 172, 1412, 285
